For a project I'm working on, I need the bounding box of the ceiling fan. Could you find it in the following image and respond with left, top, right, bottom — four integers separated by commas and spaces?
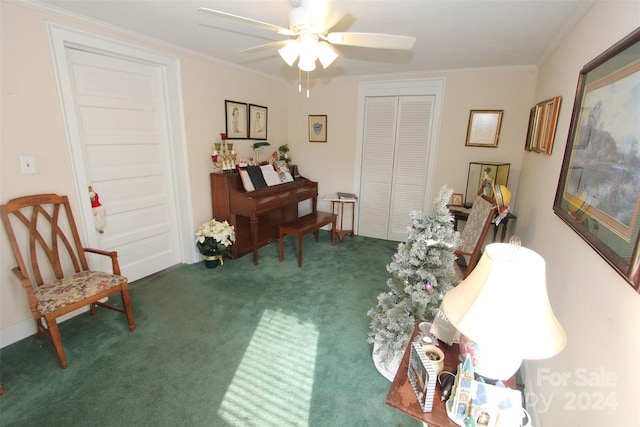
198, 0, 416, 73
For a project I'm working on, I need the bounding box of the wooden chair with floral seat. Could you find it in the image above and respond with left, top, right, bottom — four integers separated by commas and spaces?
0, 194, 135, 368
454, 195, 497, 280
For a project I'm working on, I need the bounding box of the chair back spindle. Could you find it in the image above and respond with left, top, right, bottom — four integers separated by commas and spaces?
2, 194, 88, 288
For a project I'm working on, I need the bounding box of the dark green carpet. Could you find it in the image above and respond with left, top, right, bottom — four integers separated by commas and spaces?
0, 233, 420, 427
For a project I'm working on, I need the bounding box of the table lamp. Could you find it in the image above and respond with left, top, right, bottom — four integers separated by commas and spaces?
441, 240, 567, 381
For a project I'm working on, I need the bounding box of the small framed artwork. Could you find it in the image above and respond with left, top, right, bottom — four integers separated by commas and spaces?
533, 96, 562, 155
225, 100, 248, 139
553, 27, 640, 292
465, 110, 503, 147
524, 105, 541, 152
308, 115, 327, 142
248, 104, 268, 140
450, 193, 464, 206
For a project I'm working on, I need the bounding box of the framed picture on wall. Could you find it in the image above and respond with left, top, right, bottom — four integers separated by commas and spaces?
524, 105, 540, 152
248, 104, 267, 140
225, 100, 248, 139
465, 110, 503, 147
532, 96, 562, 155
308, 115, 327, 142
553, 27, 640, 292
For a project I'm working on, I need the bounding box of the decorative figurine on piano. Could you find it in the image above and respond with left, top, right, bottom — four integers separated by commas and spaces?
252, 141, 271, 165
278, 144, 291, 164
212, 133, 237, 173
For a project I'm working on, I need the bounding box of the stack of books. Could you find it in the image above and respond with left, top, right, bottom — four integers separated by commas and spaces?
337, 192, 358, 201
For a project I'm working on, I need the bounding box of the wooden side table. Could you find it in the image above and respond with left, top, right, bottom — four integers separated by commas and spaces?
330, 199, 356, 242
385, 322, 517, 426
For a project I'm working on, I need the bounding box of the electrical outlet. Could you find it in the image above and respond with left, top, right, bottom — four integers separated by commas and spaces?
19, 156, 36, 174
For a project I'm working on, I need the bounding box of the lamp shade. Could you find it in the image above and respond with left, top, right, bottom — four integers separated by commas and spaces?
297, 33, 319, 72
278, 40, 300, 67
298, 52, 317, 72
317, 42, 338, 68
442, 243, 566, 361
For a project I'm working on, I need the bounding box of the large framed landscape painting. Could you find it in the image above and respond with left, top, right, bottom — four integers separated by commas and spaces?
554, 27, 640, 292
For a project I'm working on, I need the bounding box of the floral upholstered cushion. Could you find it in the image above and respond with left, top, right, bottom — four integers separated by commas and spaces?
458, 196, 494, 263
34, 270, 127, 315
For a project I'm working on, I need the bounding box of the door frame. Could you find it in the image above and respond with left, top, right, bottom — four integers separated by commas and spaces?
47, 23, 197, 265
354, 78, 446, 236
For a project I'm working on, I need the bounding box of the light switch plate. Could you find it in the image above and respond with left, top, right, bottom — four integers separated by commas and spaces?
19, 156, 36, 174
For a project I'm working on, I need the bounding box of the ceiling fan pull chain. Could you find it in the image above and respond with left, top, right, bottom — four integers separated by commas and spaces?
306, 71, 310, 98
298, 68, 302, 93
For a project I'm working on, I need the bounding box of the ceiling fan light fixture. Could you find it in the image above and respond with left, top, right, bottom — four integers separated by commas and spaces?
297, 33, 318, 71
201, 3, 416, 98
298, 51, 316, 72
278, 40, 300, 67
317, 42, 338, 69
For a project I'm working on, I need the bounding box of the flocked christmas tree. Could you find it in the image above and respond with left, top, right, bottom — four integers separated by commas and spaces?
367, 186, 461, 361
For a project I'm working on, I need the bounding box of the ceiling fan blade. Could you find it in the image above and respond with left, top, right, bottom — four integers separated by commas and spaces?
239, 41, 288, 54
198, 7, 296, 36
325, 32, 416, 50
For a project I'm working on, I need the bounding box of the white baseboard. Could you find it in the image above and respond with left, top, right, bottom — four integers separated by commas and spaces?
0, 318, 38, 348
0, 301, 103, 349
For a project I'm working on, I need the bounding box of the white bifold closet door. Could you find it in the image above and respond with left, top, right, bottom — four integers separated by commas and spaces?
358, 95, 435, 241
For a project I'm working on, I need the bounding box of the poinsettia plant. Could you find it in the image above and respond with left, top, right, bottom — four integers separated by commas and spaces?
195, 219, 235, 256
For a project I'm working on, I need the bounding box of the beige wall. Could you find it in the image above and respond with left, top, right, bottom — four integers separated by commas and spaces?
1, 2, 536, 339
285, 68, 537, 216
0, 1, 287, 341
2, 1, 639, 425
518, 2, 640, 426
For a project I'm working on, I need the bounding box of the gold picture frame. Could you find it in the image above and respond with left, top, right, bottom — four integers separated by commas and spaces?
465, 110, 503, 147
525, 105, 541, 152
450, 193, 464, 206
530, 96, 562, 154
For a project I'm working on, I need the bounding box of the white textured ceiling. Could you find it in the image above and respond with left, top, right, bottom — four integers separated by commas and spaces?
34, 0, 595, 81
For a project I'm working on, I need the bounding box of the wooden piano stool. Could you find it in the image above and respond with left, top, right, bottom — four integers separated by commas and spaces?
279, 211, 337, 267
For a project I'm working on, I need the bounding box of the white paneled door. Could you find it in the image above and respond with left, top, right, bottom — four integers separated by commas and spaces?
64, 47, 181, 281
358, 95, 435, 241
